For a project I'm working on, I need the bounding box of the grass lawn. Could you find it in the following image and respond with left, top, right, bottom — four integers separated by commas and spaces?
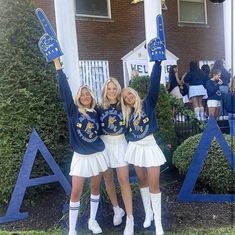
0, 227, 234, 235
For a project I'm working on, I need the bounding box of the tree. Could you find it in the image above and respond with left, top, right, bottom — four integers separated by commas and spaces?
0, 0, 70, 204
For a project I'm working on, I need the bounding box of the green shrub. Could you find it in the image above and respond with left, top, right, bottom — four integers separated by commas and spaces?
172, 134, 235, 193
0, 0, 70, 204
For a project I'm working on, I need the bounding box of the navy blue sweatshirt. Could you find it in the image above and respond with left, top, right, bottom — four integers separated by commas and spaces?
96, 104, 127, 135
56, 69, 105, 155
126, 61, 161, 142
205, 79, 222, 101
184, 70, 205, 86
222, 92, 235, 113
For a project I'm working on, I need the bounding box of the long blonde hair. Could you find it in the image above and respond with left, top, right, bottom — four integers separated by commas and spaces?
120, 87, 142, 126
100, 77, 122, 109
75, 85, 96, 116
230, 76, 235, 93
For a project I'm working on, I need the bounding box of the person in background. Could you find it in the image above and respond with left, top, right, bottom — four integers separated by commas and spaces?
205, 69, 223, 119
184, 61, 207, 121
222, 76, 235, 136
201, 64, 211, 88
97, 77, 134, 235
53, 58, 108, 235
201, 64, 211, 118
121, 61, 166, 235
168, 65, 183, 99
212, 60, 231, 117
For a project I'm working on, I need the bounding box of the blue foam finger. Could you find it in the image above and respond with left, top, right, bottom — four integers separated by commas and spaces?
157, 15, 165, 45
38, 34, 63, 62
35, 8, 56, 38
147, 38, 166, 61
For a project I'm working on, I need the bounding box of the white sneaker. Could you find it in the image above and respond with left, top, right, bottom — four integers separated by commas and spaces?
113, 208, 125, 226
123, 215, 134, 235
88, 219, 102, 234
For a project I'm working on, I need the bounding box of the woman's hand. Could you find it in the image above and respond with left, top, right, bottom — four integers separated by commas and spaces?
53, 58, 62, 71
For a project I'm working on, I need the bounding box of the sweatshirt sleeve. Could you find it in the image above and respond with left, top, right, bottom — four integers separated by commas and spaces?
183, 72, 191, 83
56, 69, 76, 117
145, 61, 161, 108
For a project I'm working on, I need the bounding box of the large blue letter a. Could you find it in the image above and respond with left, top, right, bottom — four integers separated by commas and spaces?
0, 129, 71, 224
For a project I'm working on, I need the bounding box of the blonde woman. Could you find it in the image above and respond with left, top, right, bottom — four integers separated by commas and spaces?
96, 77, 134, 235
53, 58, 108, 235
121, 61, 166, 235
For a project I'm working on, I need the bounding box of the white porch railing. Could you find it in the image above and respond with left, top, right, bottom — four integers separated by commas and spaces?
79, 60, 109, 100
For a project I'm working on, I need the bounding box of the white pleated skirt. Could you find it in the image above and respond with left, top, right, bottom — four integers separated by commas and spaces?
100, 134, 128, 168
125, 135, 166, 167
189, 85, 207, 99
69, 151, 108, 178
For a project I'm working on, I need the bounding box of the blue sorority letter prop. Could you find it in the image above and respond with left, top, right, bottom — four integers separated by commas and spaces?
178, 117, 235, 202
35, 8, 63, 62
147, 14, 166, 61
0, 129, 71, 224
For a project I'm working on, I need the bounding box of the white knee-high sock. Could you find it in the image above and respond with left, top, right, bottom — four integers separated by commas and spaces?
90, 194, 100, 220
194, 107, 200, 120
69, 201, 80, 233
199, 107, 205, 120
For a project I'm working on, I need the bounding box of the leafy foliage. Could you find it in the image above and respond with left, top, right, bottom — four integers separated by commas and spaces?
172, 134, 235, 193
0, 0, 70, 204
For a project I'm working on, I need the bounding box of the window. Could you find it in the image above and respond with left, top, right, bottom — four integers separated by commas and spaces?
178, 0, 207, 24
76, 0, 111, 19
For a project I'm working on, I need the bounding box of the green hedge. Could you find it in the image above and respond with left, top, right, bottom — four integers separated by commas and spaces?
172, 134, 235, 193
0, 0, 70, 204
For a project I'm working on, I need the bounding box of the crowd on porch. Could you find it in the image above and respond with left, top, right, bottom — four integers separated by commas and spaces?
166, 59, 235, 136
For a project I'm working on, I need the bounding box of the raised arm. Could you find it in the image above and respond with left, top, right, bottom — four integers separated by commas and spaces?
146, 61, 162, 108
54, 58, 76, 116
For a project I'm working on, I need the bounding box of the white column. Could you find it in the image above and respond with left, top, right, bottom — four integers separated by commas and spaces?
223, 0, 235, 76
54, 0, 80, 97
144, 0, 165, 82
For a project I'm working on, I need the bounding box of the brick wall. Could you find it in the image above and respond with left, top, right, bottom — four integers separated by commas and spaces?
33, 0, 225, 84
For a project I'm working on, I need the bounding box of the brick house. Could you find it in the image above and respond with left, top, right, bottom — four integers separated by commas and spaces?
34, 0, 225, 87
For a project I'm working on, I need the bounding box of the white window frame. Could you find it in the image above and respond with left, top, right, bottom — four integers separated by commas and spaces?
75, 0, 111, 19
178, 0, 208, 25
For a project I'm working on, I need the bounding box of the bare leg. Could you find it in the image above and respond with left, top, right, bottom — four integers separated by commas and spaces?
215, 107, 220, 119
208, 107, 216, 118
116, 166, 133, 216
71, 176, 85, 202
90, 173, 102, 195
103, 168, 118, 207
134, 166, 148, 188
146, 166, 160, 193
